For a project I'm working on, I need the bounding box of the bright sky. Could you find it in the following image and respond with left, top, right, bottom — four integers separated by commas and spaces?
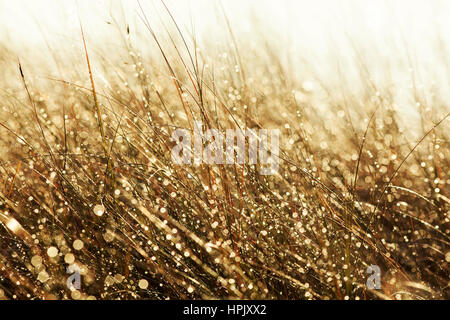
1, 0, 448, 47
1, 0, 449, 90
1, 0, 448, 126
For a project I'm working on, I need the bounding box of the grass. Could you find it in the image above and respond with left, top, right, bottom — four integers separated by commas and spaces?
0, 1, 448, 300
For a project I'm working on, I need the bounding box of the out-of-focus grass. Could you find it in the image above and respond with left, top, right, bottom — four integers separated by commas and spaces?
0, 1, 448, 300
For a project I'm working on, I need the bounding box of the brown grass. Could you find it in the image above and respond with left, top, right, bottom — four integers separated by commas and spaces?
0, 2, 448, 300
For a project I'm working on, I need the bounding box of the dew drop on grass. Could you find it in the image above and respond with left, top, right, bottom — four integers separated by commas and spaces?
73, 239, 84, 251
37, 270, 49, 283
64, 253, 75, 264
105, 276, 115, 286
31, 255, 42, 267
6, 218, 21, 233
93, 204, 105, 217
103, 230, 115, 243
71, 290, 81, 300
47, 247, 58, 258
114, 274, 124, 283
139, 279, 149, 290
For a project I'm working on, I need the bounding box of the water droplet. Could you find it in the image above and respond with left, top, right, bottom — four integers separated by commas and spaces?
47, 247, 58, 258
64, 253, 75, 264
73, 240, 84, 251
37, 270, 49, 283
31, 255, 42, 267
93, 204, 105, 217
139, 279, 149, 290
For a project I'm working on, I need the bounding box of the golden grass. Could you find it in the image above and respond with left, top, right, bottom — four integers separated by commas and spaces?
0, 1, 448, 300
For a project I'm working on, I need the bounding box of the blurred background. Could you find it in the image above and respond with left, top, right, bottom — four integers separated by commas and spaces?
1, 0, 449, 125
1, 0, 449, 52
